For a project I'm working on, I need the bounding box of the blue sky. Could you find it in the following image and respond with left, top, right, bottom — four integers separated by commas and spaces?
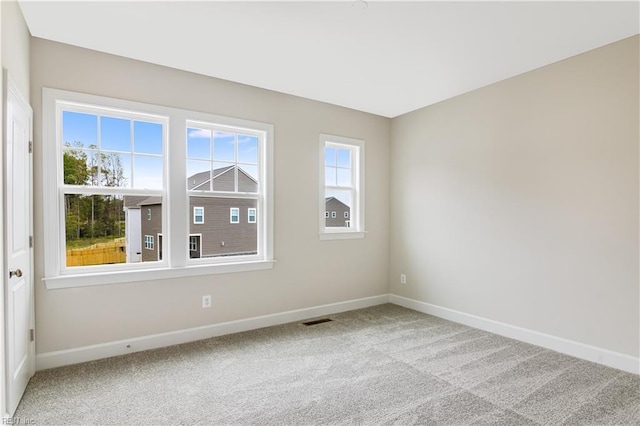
324, 147, 353, 207
63, 111, 164, 189
187, 127, 259, 185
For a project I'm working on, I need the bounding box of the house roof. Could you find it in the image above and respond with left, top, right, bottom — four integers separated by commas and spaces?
188, 165, 257, 191
136, 196, 162, 206
325, 197, 349, 210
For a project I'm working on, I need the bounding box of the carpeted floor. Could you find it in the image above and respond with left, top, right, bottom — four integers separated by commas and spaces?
15, 304, 640, 425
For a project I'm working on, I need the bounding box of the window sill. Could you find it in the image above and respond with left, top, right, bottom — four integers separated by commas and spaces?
319, 231, 366, 241
43, 260, 275, 290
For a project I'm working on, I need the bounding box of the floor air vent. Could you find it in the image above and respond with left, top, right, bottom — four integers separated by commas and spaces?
302, 318, 333, 326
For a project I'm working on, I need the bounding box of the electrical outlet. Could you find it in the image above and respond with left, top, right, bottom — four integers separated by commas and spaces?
400, 274, 407, 284
202, 295, 212, 308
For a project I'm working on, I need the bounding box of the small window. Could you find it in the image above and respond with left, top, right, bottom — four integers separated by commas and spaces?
189, 236, 198, 251
248, 208, 257, 224
320, 134, 365, 239
144, 235, 154, 250
230, 208, 239, 224
193, 207, 204, 224
147, 209, 152, 221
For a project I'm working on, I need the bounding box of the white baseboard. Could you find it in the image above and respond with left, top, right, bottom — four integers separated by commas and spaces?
36, 294, 390, 371
389, 294, 639, 375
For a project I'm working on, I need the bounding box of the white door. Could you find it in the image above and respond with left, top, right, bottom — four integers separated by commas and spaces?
4, 72, 34, 415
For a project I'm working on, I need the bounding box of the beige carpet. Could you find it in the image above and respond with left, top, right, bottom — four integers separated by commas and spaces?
15, 304, 640, 425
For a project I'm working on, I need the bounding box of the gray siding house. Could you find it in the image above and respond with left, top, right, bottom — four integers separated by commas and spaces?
325, 197, 351, 228
124, 165, 258, 261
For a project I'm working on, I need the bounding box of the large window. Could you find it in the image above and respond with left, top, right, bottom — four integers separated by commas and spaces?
186, 121, 263, 259
43, 89, 274, 288
319, 134, 365, 239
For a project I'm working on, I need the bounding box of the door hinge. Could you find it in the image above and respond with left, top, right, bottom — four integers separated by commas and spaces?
29, 141, 33, 153
29, 236, 33, 248
29, 329, 34, 342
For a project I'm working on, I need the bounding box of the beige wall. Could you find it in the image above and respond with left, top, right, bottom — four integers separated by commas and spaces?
390, 36, 639, 357
2, 0, 30, 98
31, 38, 390, 353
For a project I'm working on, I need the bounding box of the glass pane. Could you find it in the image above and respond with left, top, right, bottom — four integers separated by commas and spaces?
134, 121, 163, 155
189, 196, 257, 258
102, 153, 131, 188
63, 149, 96, 186
62, 111, 97, 149
325, 189, 352, 228
187, 127, 211, 160
213, 131, 235, 162
325, 147, 336, 166
237, 134, 258, 164
65, 194, 164, 266
336, 149, 351, 168
325, 166, 336, 186
238, 165, 258, 192
212, 162, 235, 192
100, 116, 131, 152
337, 167, 352, 187
133, 155, 163, 190
187, 160, 211, 191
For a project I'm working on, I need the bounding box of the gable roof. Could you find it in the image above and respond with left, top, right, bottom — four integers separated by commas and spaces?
325, 197, 349, 210
188, 165, 257, 191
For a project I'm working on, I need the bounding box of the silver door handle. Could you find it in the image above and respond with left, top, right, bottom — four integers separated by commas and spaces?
9, 269, 22, 278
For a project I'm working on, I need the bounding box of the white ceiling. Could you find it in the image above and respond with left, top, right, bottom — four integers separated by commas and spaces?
19, 1, 639, 118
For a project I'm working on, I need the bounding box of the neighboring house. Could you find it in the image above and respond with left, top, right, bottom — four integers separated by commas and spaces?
123, 195, 150, 263
325, 197, 351, 228
125, 165, 258, 262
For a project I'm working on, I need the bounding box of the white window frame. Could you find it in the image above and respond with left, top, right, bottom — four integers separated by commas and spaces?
42, 88, 274, 289
248, 208, 257, 224
324, 211, 329, 218
344, 211, 349, 218
319, 134, 365, 240
144, 235, 154, 250
147, 209, 152, 220
230, 207, 240, 224
193, 206, 204, 224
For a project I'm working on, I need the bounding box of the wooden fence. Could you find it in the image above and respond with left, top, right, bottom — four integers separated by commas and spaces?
66, 238, 126, 267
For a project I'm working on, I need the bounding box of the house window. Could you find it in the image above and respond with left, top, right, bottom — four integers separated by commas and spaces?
189, 236, 198, 251
43, 89, 274, 289
248, 208, 257, 223
324, 211, 329, 218
193, 207, 204, 224
230, 208, 240, 224
319, 134, 365, 240
144, 235, 154, 250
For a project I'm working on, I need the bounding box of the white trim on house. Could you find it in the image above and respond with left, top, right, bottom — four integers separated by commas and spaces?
389, 294, 640, 375
35, 294, 389, 370
193, 206, 204, 224
248, 207, 256, 224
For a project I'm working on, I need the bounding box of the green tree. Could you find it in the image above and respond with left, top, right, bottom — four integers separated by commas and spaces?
63, 141, 126, 243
